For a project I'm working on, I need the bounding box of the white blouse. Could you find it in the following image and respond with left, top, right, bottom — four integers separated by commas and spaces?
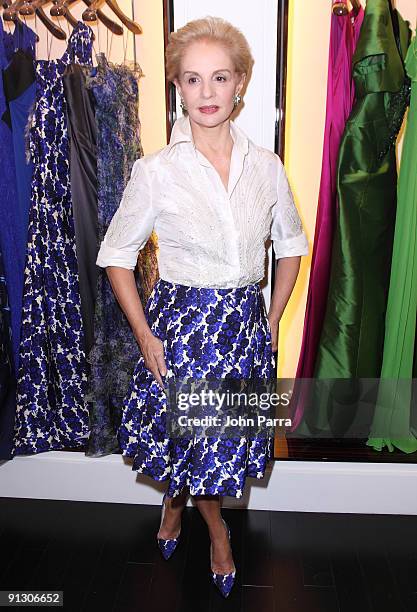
96, 115, 309, 289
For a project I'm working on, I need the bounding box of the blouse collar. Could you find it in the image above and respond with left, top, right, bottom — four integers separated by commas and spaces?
167, 114, 249, 157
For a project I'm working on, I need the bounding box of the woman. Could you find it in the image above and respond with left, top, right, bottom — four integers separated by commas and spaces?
96, 16, 308, 598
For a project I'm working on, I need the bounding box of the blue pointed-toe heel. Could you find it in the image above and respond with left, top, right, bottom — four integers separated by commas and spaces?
156, 492, 181, 560
210, 518, 236, 598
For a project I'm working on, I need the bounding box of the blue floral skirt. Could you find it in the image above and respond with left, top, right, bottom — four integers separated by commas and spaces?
118, 278, 276, 498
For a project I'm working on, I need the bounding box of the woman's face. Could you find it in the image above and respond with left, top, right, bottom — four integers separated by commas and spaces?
174, 40, 246, 128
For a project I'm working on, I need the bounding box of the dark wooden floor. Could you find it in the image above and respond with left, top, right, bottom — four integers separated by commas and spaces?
0, 497, 416, 612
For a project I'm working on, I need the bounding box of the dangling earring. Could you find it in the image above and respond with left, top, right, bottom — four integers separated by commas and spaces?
180, 97, 187, 112
233, 93, 242, 108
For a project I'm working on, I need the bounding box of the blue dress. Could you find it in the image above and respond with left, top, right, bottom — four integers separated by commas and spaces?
13, 22, 93, 456
0, 19, 35, 374
0, 21, 16, 382
2, 25, 37, 262
118, 278, 275, 499
0, 248, 15, 459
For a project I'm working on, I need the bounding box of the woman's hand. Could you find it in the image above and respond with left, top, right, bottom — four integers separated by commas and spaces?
267, 256, 301, 354
268, 317, 279, 353
137, 329, 167, 390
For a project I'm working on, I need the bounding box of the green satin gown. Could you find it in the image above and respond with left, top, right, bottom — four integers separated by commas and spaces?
367, 31, 417, 454
295, 0, 412, 437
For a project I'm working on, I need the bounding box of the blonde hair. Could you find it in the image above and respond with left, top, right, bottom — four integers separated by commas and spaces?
165, 16, 254, 83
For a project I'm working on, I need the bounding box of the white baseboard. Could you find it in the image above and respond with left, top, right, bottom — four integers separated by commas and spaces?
1, 452, 416, 515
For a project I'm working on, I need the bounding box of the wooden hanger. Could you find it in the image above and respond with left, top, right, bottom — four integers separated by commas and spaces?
1, 2, 40, 41
52, 0, 124, 36
3, 0, 26, 21
48, 0, 81, 29
332, 1, 361, 16
3, 0, 66, 39
19, 0, 80, 32
82, 0, 142, 35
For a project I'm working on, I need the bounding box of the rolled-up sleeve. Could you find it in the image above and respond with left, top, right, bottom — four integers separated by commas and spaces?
96, 159, 156, 270
271, 158, 309, 260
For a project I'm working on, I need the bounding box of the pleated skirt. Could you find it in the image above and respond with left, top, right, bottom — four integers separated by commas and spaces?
118, 278, 276, 498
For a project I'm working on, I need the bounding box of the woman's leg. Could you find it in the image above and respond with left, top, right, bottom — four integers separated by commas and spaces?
157, 486, 189, 539
194, 495, 235, 573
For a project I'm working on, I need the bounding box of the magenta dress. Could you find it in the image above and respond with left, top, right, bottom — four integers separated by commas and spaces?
290, 1, 364, 431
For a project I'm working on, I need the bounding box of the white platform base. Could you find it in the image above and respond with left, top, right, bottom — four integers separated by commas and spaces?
1, 452, 416, 515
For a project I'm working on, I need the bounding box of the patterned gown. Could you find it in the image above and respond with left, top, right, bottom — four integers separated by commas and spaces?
84, 54, 158, 457
13, 22, 93, 455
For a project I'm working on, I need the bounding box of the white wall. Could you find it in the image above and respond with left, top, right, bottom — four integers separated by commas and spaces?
132, 0, 167, 154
